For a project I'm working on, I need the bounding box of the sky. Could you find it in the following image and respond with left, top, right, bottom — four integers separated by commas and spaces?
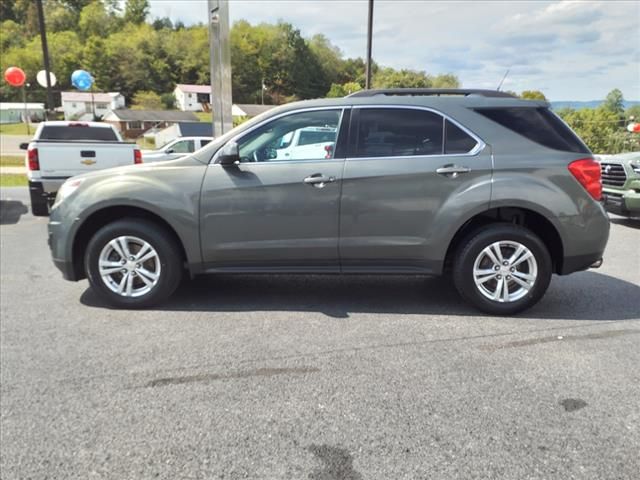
147, 0, 640, 101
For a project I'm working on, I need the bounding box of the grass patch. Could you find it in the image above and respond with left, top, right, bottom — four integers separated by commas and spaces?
0, 155, 24, 167
194, 111, 211, 122
0, 123, 36, 135
0, 173, 28, 187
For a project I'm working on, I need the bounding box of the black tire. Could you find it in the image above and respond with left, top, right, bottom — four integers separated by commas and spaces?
84, 219, 183, 308
452, 224, 552, 315
29, 190, 49, 217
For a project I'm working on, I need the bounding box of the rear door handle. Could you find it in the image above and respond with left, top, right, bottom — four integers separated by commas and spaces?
436, 165, 471, 178
304, 174, 336, 188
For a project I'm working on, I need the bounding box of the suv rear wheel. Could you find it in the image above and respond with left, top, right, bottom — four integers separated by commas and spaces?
453, 224, 552, 315
84, 219, 183, 308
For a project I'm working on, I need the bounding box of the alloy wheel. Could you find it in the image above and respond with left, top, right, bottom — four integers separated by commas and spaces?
472, 241, 538, 303
98, 236, 161, 298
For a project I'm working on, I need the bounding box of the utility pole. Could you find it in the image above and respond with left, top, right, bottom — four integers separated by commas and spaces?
207, 0, 233, 136
365, 0, 374, 89
35, 0, 54, 117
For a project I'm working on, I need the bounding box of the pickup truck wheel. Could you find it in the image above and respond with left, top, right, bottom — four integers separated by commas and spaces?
29, 186, 49, 217
452, 224, 552, 315
85, 219, 183, 308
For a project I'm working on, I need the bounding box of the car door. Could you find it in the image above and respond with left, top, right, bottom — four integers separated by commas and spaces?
339, 106, 492, 273
199, 108, 349, 271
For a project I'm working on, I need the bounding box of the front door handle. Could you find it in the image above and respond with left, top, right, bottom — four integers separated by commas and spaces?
436, 165, 471, 178
304, 174, 336, 188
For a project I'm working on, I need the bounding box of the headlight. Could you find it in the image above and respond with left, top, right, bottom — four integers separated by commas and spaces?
630, 160, 640, 174
52, 178, 85, 208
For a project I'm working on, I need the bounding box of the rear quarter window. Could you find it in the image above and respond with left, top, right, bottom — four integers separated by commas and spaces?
474, 107, 589, 154
39, 125, 119, 141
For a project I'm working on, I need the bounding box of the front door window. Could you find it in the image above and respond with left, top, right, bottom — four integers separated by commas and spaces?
237, 110, 342, 163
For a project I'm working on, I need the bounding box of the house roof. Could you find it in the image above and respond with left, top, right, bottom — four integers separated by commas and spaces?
177, 122, 213, 136
233, 104, 276, 117
175, 84, 211, 94
103, 109, 199, 122
61, 91, 122, 103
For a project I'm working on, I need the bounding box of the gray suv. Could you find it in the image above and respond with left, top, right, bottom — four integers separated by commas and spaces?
48, 89, 609, 315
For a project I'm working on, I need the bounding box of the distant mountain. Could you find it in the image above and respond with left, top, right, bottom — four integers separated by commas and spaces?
550, 100, 640, 110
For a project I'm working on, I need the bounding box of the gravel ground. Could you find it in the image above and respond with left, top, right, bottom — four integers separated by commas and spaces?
1, 186, 639, 479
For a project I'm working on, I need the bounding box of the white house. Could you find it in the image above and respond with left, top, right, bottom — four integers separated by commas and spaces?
60, 91, 125, 120
174, 84, 212, 111
0, 102, 45, 123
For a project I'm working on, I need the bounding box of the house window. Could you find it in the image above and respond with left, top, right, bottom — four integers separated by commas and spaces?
71, 103, 77, 108
127, 121, 142, 129
96, 103, 109, 109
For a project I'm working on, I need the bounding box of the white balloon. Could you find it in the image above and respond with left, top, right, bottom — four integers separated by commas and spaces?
36, 70, 57, 87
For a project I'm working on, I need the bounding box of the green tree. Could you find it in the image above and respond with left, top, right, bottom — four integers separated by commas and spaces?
326, 82, 362, 98
558, 107, 621, 153
625, 104, 640, 121
44, 1, 78, 33
132, 90, 162, 109
0, 20, 27, 51
603, 88, 625, 117
520, 90, 547, 101
373, 67, 431, 88
83, 36, 118, 91
431, 74, 460, 88
160, 92, 176, 109
124, 0, 149, 25
308, 34, 343, 85
79, 1, 114, 38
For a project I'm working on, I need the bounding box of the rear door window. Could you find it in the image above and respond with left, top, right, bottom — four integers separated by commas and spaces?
356, 108, 444, 157
39, 125, 119, 141
474, 107, 589, 153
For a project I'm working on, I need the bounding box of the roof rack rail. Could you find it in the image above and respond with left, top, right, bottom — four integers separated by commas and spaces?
347, 88, 517, 99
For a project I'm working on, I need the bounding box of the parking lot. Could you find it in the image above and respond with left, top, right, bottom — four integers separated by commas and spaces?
1, 185, 639, 479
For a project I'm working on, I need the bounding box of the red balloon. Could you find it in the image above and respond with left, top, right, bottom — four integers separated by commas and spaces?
4, 66, 26, 87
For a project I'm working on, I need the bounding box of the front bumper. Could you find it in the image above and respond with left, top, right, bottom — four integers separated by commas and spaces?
48, 212, 81, 281
602, 187, 640, 217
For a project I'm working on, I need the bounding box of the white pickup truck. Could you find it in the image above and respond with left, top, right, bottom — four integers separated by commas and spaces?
141, 136, 212, 163
274, 126, 337, 161
21, 121, 141, 216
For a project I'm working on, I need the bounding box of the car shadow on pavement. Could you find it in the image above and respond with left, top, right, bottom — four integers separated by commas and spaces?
0, 200, 28, 225
80, 271, 640, 321
609, 217, 640, 229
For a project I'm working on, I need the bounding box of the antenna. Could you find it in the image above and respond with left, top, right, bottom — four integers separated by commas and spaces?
497, 67, 511, 91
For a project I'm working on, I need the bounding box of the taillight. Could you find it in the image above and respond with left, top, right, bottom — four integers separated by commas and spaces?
27, 148, 39, 171
134, 149, 142, 164
568, 158, 601, 201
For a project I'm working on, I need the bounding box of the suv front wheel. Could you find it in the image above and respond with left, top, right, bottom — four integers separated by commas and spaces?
85, 219, 183, 308
453, 224, 552, 315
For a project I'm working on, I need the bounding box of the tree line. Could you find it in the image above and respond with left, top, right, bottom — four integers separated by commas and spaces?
1, 0, 637, 153
0, 0, 459, 106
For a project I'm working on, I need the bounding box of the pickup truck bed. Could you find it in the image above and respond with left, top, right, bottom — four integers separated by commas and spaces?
23, 122, 141, 216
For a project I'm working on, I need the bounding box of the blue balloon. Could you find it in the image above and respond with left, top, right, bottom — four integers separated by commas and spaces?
71, 69, 94, 91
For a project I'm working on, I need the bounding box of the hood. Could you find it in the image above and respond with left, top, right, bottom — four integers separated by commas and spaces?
68, 155, 205, 182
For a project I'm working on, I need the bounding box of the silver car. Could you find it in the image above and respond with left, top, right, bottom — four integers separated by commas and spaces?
48, 89, 610, 315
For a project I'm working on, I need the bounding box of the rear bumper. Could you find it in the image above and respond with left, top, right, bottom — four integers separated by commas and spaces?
560, 251, 605, 275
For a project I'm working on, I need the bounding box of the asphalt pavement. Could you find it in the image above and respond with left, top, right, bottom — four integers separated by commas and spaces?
1, 186, 639, 479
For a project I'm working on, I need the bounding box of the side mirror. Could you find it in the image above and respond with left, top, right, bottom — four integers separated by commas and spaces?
218, 142, 240, 166
19, 142, 29, 150
166, 148, 175, 154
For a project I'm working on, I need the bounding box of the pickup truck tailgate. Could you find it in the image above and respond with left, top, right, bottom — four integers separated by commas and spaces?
38, 142, 136, 178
